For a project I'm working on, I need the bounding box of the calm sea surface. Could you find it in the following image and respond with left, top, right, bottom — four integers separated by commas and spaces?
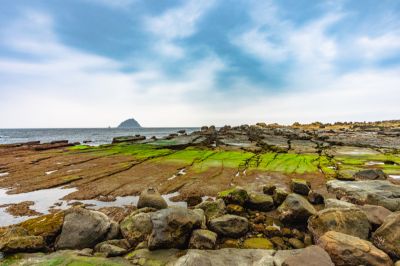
0, 128, 199, 145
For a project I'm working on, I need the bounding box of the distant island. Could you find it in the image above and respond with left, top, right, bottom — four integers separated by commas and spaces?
117, 118, 141, 128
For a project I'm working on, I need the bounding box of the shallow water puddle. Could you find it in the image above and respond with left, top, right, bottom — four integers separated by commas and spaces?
0, 187, 187, 226
45, 170, 58, 175
390, 175, 400, 180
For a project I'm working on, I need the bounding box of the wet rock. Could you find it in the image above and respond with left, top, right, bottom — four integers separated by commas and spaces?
288, 238, 305, 249
308, 190, 324, 204
308, 207, 371, 241
242, 238, 274, 249
360, 204, 392, 228
372, 212, 400, 259
324, 198, 356, 209
120, 211, 153, 247
188, 229, 217, 249
226, 204, 245, 215
327, 180, 400, 211
273, 188, 289, 205
148, 207, 202, 250
208, 214, 249, 238
318, 231, 393, 266
186, 195, 202, 207
282, 245, 334, 266
246, 192, 274, 211
137, 187, 167, 210
217, 187, 249, 206
195, 199, 226, 221
263, 184, 276, 195
56, 208, 112, 250
174, 248, 275, 266
291, 179, 311, 195
354, 169, 388, 180
277, 193, 316, 224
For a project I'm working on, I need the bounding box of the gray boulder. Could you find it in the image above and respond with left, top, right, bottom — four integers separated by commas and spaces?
354, 169, 388, 180
208, 214, 248, 238
56, 208, 112, 249
148, 207, 202, 250
137, 187, 167, 210
277, 193, 316, 224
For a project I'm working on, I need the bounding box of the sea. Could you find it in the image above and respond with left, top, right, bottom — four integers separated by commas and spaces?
0, 127, 199, 145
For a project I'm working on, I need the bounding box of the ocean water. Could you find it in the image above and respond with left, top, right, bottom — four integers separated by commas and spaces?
0, 127, 199, 145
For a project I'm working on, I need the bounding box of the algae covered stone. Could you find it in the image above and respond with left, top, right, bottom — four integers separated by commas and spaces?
195, 199, 226, 221
246, 192, 274, 211
120, 211, 153, 247
242, 238, 274, 249
189, 229, 217, 250
217, 187, 249, 206
208, 214, 249, 238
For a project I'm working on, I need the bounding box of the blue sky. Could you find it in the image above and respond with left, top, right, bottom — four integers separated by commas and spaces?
0, 0, 399, 127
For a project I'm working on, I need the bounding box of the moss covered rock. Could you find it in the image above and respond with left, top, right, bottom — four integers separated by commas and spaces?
217, 187, 249, 206
242, 238, 274, 249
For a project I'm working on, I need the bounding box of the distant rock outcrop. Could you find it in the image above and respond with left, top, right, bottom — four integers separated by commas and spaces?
117, 118, 141, 128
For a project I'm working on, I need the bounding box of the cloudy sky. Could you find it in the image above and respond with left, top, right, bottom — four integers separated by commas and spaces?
1, 0, 399, 128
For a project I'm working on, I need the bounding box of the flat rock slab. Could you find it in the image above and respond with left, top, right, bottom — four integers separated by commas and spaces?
327, 180, 400, 211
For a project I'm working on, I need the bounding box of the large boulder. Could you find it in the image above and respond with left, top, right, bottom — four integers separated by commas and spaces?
137, 187, 167, 210
372, 212, 400, 259
174, 248, 275, 266
195, 199, 226, 221
55, 208, 112, 249
208, 214, 249, 238
354, 169, 388, 180
148, 207, 202, 250
246, 192, 274, 211
308, 207, 371, 241
327, 180, 400, 211
291, 179, 311, 195
120, 210, 153, 247
318, 231, 393, 266
277, 193, 316, 224
282, 245, 334, 266
217, 187, 249, 206
188, 229, 217, 250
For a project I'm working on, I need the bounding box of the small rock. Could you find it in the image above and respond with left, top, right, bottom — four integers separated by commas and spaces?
308, 207, 371, 241
189, 229, 217, 250
282, 245, 334, 266
308, 191, 324, 204
195, 199, 226, 221
264, 226, 281, 237
242, 238, 274, 249
246, 192, 274, 211
137, 187, 167, 210
226, 204, 245, 215
288, 238, 305, 249
263, 184, 276, 195
291, 179, 311, 195
208, 214, 249, 238
186, 196, 202, 207
304, 234, 313, 246
270, 236, 288, 250
273, 188, 289, 206
217, 187, 249, 206
277, 194, 316, 224
94, 242, 127, 257
318, 231, 393, 266
354, 169, 388, 180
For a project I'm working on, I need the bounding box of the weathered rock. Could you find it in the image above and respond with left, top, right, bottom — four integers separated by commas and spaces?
246, 192, 274, 211
324, 198, 356, 209
372, 212, 400, 259
277, 193, 316, 224
189, 229, 217, 249
217, 187, 249, 206
242, 238, 274, 249
288, 238, 305, 249
148, 207, 202, 250
318, 231, 393, 266
94, 240, 129, 257
308, 191, 324, 204
282, 245, 334, 266
192, 208, 207, 229
327, 180, 400, 211
174, 248, 276, 266
354, 169, 388, 180
360, 204, 392, 228
137, 187, 167, 210
208, 214, 249, 238
195, 199, 226, 221
308, 207, 371, 241
186, 195, 203, 207
120, 211, 153, 247
55, 208, 112, 249
0, 234, 45, 253
291, 179, 311, 195
105, 221, 121, 240
273, 188, 289, 206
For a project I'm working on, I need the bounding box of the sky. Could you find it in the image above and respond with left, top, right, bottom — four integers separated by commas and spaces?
0, 0, 399, 128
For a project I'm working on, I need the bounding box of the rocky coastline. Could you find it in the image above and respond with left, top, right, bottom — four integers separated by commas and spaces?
1, 121, 400, 265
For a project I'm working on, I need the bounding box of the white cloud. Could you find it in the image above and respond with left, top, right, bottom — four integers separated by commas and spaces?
356, 33, 400, 61
144, 0, 216, 58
